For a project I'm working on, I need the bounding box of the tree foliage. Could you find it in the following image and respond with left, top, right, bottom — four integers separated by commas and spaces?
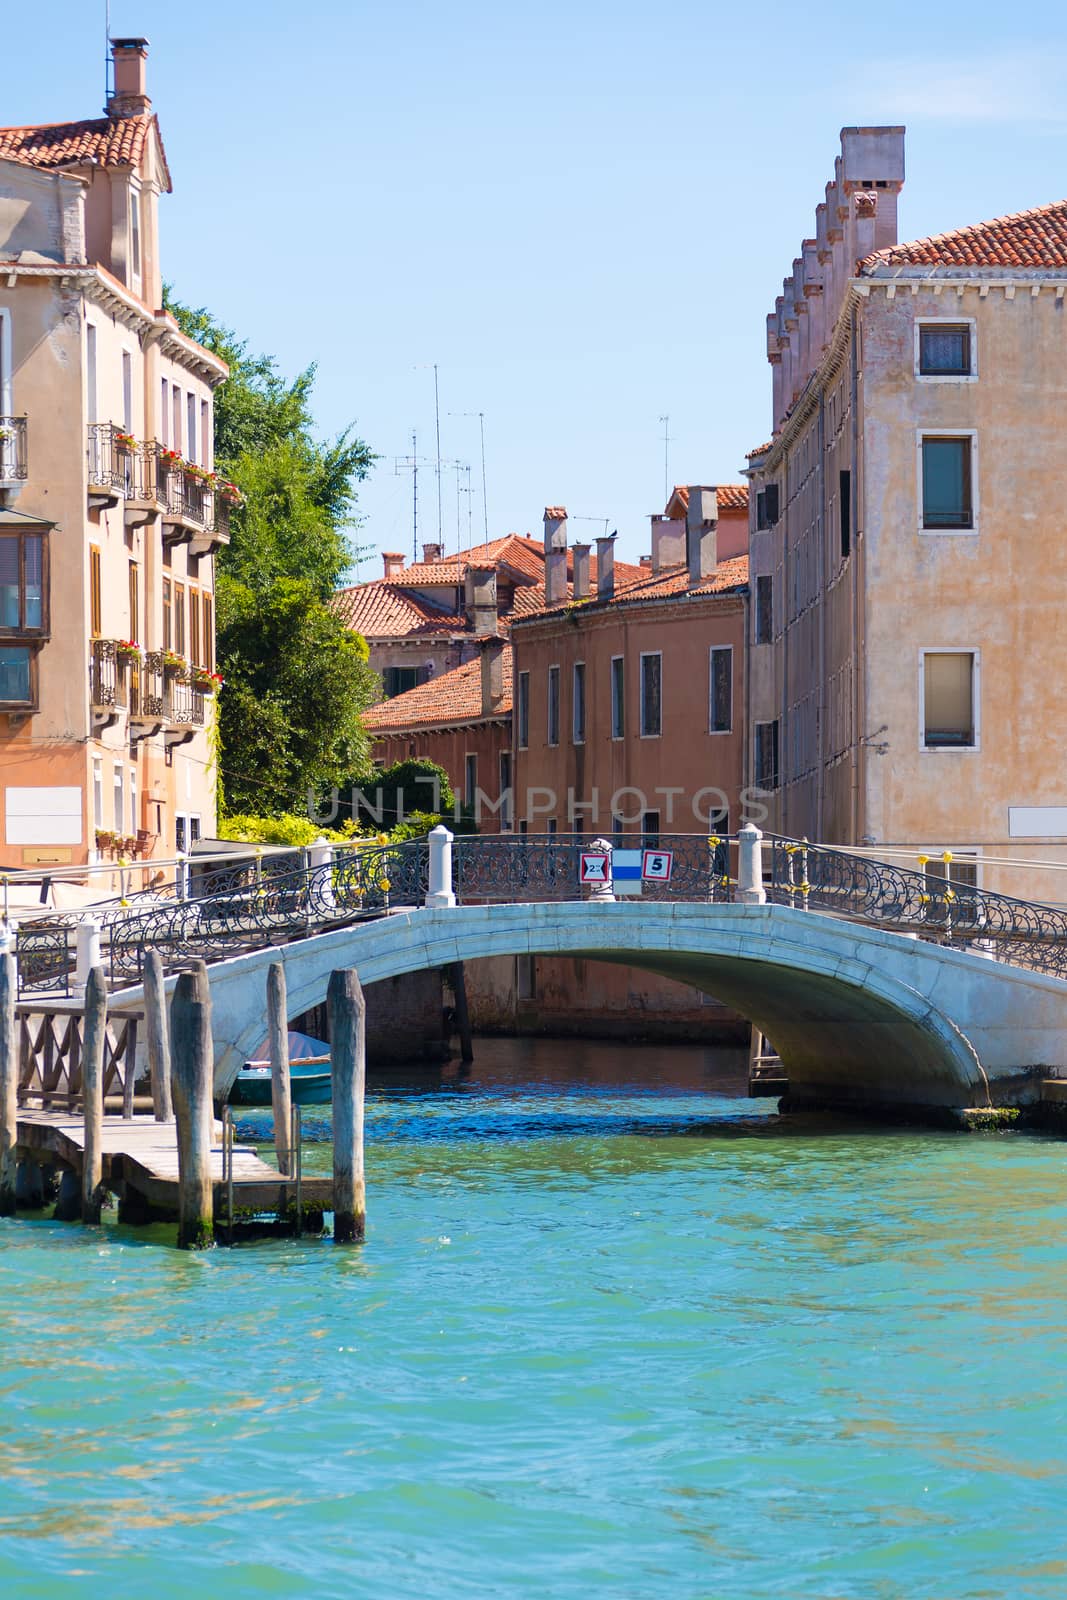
164, 291, 379, 814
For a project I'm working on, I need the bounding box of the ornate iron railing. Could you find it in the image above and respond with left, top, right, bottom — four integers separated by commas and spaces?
453, 832, 734, 904
165, 669, 205, 727
87, 423, 130, 493
163, 465, 210, 530
89, 638, 129, 711
766, 836, 1067, 981
0, 416, 28, 481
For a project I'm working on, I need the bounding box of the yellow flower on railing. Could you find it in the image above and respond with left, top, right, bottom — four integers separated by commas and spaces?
707, 834, 720, 849
379, 878, 391, 895
917, 854, 929, 867
799, 881, 811, 896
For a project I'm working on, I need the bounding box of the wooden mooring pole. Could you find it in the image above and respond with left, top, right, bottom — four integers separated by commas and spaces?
0, 947, 17, 1216
450, 962, 474, 1065
144, 950, 172, 1122
170, 960, 214, 1249
81, 966, 108, 1224
267, 961, 293, 1177
328, 967, 365, 1244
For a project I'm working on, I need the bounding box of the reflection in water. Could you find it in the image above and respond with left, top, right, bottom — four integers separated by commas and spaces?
2, 1035, 1067, 1600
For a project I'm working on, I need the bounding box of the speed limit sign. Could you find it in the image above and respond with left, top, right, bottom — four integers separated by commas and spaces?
641, 848, 673, 882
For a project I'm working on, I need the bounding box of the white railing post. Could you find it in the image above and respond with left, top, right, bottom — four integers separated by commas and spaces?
74, 916, 102, 998
426, 825, 456, 909
736, 824, 767, 905
310, 837, 335, 913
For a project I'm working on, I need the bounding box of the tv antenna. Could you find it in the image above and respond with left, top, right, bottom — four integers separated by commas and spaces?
570, 515, 612, 539
659, 414, 671, 504
415, 364, 444, 546
394, 431, 433, 562
104, 1, 112, 105
449, 411, 488, 540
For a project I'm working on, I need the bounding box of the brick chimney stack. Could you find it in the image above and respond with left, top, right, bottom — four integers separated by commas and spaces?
108, 38, 151, 117
382, 551, 405, 579
465, 566, 498, 636
421, 542, 443, 564
543, 507, 568, 607
571, 543, 591, 600
650, 515, 685, 576
686, 487, 718, 584
480, 637, 506, 717
595, 533, 616, 602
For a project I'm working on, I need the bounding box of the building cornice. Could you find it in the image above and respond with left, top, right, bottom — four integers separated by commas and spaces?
509, 585, 746, 637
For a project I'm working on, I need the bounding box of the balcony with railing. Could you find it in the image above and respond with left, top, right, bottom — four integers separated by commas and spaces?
0, 416, 28, 490
129, 650, 167, 738
87, 423, 135, 509
89, 638, 131, 729
164, 668, 206, 745
123, 442, 168, 525
162, 461, 212, 542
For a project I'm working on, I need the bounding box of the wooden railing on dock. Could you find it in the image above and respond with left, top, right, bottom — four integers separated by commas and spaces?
17, 1007, 140, 1116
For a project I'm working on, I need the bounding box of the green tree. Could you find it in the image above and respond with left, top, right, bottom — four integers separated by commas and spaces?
163, 291, 379, 814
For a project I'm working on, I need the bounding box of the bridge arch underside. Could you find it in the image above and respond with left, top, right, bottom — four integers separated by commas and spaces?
205, 904, 1002, 1111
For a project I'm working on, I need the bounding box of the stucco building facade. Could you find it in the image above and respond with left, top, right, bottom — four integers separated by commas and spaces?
0, 40, 226, 871
746, 126, 1067, 900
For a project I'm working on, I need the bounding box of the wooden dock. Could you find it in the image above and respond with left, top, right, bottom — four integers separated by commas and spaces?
15, 1108, 334, 1220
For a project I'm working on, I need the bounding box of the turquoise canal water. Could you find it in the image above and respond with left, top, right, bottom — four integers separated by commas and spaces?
3, 1037, 1067, 1599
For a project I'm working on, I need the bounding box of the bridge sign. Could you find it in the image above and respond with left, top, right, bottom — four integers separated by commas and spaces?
579, 851, 610, 885
611, 848, 643, 896
642, 848, 674, 883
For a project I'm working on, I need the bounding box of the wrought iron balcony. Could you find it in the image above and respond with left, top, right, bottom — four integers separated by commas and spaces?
190, 493, 233, 556
0, 416, 28, 486
124, 442, 169, 523
164, 669, 206, 731
89, 638, 131, 729
129, 650, 167, 737
162, 463, 211, 541
87, 423, 135, 508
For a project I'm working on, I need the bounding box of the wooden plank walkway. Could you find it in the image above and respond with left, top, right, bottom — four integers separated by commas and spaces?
15, 1110, 334, 1216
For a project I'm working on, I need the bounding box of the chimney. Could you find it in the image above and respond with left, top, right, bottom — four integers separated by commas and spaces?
650, 516, 685, 576
543, 506, 568, 606
595, 533, 616, 602
421, 542, 443, 564
480, 637, 506, 717
465, 565, 498, 636
382, 551, 405, 579
108, 38, 151, 117
686, 486, 718, 584
572, 542, 591, 600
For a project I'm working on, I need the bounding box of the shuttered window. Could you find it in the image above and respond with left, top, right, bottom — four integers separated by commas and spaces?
923, 652, 975, 747
90, 546, 102, 636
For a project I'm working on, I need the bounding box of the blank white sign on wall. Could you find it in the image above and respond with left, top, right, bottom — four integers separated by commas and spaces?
5, 786, 83, 845
1008, 807, 1067, 839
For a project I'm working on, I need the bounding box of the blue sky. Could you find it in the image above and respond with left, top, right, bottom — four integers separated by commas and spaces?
7, 2, 1067, 570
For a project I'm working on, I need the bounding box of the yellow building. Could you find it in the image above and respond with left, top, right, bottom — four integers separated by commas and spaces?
747, 127, 1067, 901
0, 39, 227, 870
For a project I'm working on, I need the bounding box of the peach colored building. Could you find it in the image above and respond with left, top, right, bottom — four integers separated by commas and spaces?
747, 126, 1067, 902
0, 40, 226, 871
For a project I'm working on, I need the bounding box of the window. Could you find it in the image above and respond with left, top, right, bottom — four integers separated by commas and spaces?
922, 650, 977, 748
113, 763, 124, 831
202, 592, 213, 670
918, 323, 973, 378
756, 490, 767, 530
201, 400, 211, 467
188, 588, 200, 667
128, 561, 139, 643
922, 436, 973, 530
383, 665, 418, 697
547, 665, 560, 745
130, 188, 142, 280
89, 545, 102, 636
162, 578, 172, 651
92, 757, 104, 830
709, 647, 732, 734
174, 583, 186, 655
754, 720, 780, 790
839, 469, 851, 558
572, 662, 585, 744
0, 647, 32, 705
610, 656, 624, 739
130, 767, 138, 837
172, 387, 182, 453
160, 379, 169, 447
764, 483, 779, 526
754, 575, 773, 644
187, 394, 197, 464
547, 818, 558, 836
640, 652, 661, 737
86, 325, 98, 424
464, 753, 477, 809
0, 532, 46, 634
517, 671, 530, 749
611, 814, 624, 837
641, 810, 661, 846
499, 752, 513, 829
122, 351, 133, 434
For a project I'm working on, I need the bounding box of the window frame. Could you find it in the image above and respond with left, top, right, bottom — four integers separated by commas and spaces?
572, 660, 586, 745
915, 317, 977, 383
0, 644, 37, 709
754, 719, 780, 791
918, 429, 978, 534
517, 670, 530, 749
639, 650, 662, 739
0, 529, 49, 639
919, 647, 981, 752
546, 664, 560, 747
754, 575, 773, 645
464, 752, 477, 809
610, 655, 625, 740
708, 645, 733, 735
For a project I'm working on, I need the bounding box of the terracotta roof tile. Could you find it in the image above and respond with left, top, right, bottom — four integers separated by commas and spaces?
331, 582, 465, 637
364, 648, 512, 732
746, 441, 774, 458
0, 113, 171, 191
390, 562, 465, 585
863, 198, 1067, 270
668, 484, 749, 512
514, 555, 749, 621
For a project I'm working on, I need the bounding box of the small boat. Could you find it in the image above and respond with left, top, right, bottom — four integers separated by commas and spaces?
229, 1030, 333, 1106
